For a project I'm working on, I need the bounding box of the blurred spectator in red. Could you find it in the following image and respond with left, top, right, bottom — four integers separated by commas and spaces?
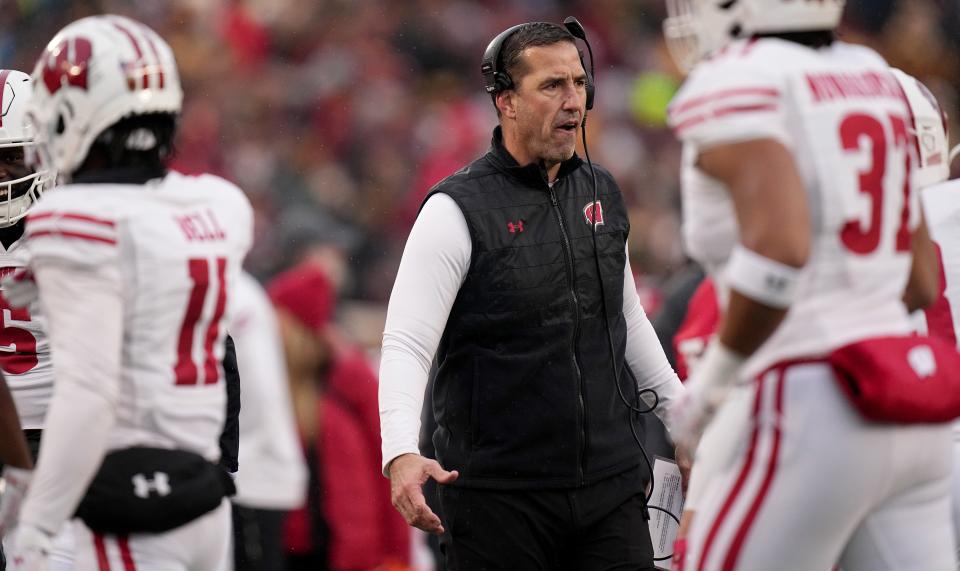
672, 277, 718, 382
269, 263, 410, 571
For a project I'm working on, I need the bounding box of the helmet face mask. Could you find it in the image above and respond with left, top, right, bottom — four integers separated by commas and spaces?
664, 0, 847, 72
664, 0, 741, 73
0, 162, 54, 228
0, 70, 54, 228
27, 15, 183, 180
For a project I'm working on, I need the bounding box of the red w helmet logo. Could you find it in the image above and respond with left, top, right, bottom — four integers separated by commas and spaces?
41, 37, 93, 95
583, 201, 604, 227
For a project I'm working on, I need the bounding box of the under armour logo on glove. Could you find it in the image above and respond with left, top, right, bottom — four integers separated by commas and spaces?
132, 472, 171, 498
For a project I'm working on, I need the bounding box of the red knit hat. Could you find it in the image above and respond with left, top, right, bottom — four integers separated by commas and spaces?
267, 263, 335, 334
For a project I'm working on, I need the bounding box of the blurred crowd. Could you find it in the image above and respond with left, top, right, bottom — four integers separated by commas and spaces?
3, 0, 960, 569
4, 0, 959, 334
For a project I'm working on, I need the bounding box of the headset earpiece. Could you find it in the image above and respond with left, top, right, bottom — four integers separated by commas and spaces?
481, 24, 526, 95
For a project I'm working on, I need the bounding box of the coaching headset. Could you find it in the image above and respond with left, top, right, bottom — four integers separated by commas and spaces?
481, 17, 595, 111
479, 17, 676, 552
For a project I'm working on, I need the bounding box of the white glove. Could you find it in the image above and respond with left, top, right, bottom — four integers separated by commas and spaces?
668, 341, 745, 453
9, 524, 52, 571
0, 466, 32, 537
0, 269, 38, 310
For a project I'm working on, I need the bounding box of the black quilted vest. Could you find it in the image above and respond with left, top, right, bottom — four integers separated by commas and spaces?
425, 128, 641, 489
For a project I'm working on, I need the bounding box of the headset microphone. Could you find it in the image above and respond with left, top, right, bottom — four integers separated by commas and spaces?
562, 16, 586, 38
563, 17, 595, 112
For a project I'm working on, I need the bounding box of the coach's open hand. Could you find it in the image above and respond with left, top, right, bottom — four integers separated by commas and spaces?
388, 453, 459, 534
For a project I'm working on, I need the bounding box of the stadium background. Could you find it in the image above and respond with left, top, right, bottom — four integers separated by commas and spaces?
3, 0, 959, 569
3, 0, 956, 347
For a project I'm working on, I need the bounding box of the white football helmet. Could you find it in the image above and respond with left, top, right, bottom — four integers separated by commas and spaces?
0, 70, 54, 227
664, 0, 846, 72
27, 15, 182, 179
891, 69, 950, 189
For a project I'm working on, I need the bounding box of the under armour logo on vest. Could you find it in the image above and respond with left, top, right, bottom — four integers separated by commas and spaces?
132, 471, 172, 498
507, 220, 525, 234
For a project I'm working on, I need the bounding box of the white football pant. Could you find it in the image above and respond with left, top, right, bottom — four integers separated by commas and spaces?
685, 361, 956, 571
70, 499, 231, 571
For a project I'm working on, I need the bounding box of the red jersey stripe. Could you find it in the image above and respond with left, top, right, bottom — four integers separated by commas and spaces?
670, 87, 780, 118
674, 103, 779, 136
28, 212, 116, 228
28, 229, 117, 245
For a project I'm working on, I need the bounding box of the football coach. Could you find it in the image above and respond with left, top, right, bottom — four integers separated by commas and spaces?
379, 21, 686, 570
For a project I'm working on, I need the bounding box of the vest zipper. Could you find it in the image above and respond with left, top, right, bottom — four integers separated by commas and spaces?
549, 186, 586, 486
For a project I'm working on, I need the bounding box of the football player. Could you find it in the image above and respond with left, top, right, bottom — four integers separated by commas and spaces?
9, 15, 252, 571
669, 71, 955, 569
0, 69, 54, 477
664, 0, 956, 568
0, 69, 69, 568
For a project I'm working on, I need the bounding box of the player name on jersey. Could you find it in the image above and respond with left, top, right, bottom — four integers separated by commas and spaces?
806, 70, 903, 103
175, 209, 227, 242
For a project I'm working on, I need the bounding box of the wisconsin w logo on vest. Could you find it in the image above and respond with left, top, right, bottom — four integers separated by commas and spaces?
583, 201, 604, 227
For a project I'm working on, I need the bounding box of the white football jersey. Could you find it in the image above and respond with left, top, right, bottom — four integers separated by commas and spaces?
670, 38, 919, 377
0, 239, 52, 429
24, 171, 253, 460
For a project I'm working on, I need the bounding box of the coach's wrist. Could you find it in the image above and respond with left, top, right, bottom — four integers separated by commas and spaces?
385, 452, 422, 479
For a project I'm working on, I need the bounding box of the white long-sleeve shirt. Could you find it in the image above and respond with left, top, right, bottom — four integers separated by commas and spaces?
230, 272, 307, 510
379, 193, 684, 473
